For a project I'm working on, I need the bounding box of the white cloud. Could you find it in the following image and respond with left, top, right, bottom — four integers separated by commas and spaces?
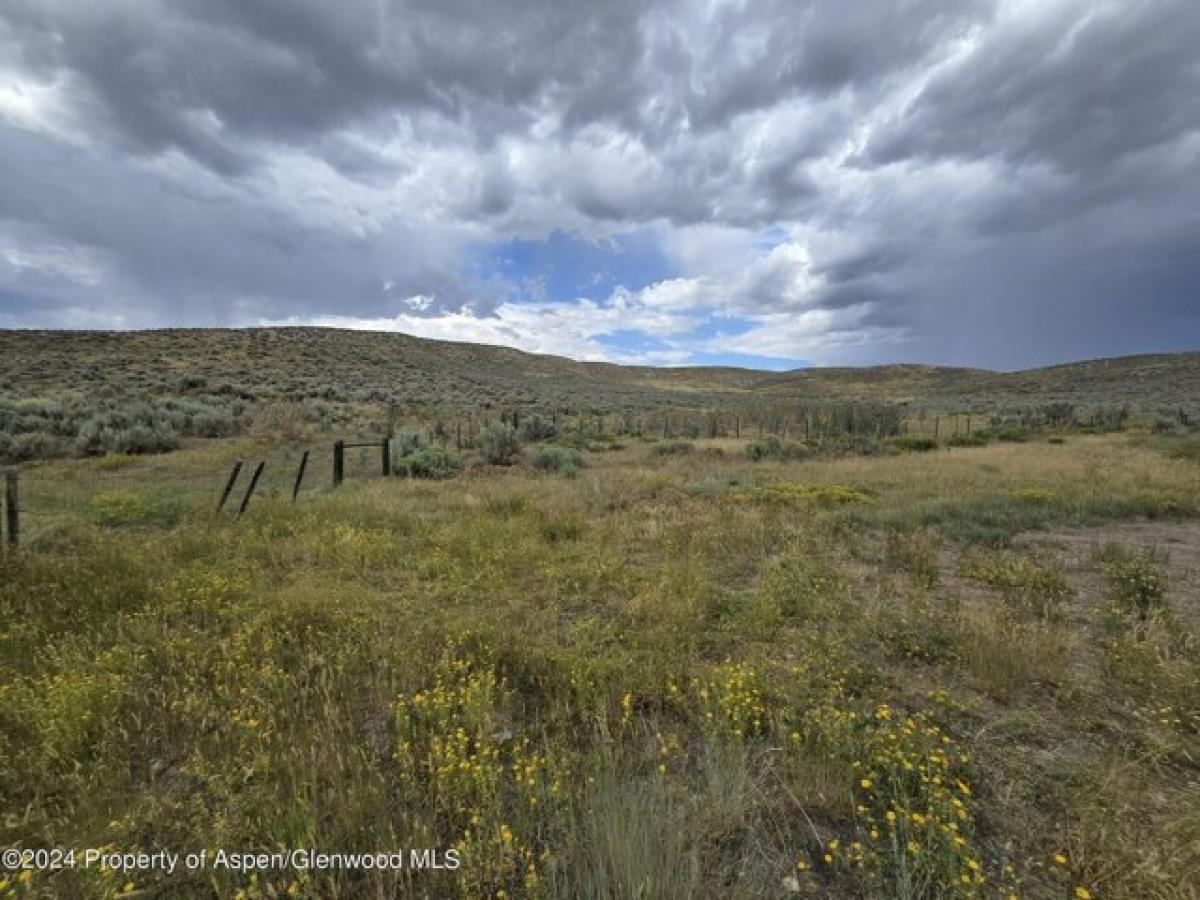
258, 299, 694, 365
256, 236, 876, 364
2, 240, 105, 286
0, 69, 89, 146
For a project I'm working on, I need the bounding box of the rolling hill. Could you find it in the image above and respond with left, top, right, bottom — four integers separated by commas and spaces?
2, 327, 1198, 415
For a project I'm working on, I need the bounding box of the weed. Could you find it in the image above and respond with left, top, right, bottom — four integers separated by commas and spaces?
883, 529, 941, 588
760, 551, 851, 621
752, 480, 873, 506
87, 490, 184, 528
1097, 544, 1168, 616
962, 551, 1071, 621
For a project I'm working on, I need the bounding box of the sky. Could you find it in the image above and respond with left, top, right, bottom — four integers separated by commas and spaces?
0, 0, 1198, 371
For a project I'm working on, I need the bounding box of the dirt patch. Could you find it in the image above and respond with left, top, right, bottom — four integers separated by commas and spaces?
1017, 519, 1200, 623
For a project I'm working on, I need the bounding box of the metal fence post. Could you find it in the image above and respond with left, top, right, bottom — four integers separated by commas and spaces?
237, 461, 265, 517
292, 450, 309, 502
217, 460, 243, 512
4, 470, 17, 551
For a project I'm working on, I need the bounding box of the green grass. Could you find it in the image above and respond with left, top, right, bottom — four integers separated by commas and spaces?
0, 433, 1198, 897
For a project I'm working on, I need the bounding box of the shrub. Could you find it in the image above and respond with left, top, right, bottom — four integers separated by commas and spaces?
97, 453, 138, 471
110, 424, 180, 455
745, 435, 808, 461
946, 433, 989, 448
527, 445, 580, 477
889, 436, 939, 453
994, 425, 1029, 442
555, 431, 593, 450
14, 398, 62, 418
652, 440, 694, 456
189, 410, 236, 438
519, 415, 558, 441
250, 403, 308, 445
390, 432, 422, 456
1041, 402, 1076, 427
479, 422, 521, 466
74, 415, 112, 456
393, 447, 463, 479
3, 430, 62, 463
1163, 435, 1200, 463
539, 514, 585, 543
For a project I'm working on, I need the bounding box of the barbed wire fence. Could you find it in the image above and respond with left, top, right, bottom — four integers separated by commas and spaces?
3, 402, 1193, 553
2, 437, 393, 552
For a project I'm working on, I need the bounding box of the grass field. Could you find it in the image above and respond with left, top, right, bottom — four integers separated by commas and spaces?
2, 428, 1198, 899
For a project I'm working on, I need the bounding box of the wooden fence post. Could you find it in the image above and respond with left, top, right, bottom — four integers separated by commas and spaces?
238, 461, 265, 518
382, 437, 391, 477
217, 460, 243, 512
333, 440, 345, 488
735, 416, 740, 439
4, 470, 17, 551
292, 450, 309, 502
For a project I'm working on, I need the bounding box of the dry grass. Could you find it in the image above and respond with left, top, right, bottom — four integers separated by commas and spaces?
0, 432, 1197, 898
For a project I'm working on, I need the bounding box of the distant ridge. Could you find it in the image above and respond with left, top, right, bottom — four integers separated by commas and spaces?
2, 327, 1197, 412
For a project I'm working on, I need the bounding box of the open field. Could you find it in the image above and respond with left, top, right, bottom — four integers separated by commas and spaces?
2, 427, 1199, 898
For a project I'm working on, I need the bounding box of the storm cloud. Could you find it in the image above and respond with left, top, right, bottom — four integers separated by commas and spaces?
1, 0, 1197, 366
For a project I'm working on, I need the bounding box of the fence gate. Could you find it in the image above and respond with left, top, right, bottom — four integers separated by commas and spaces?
332, 438, 391, 487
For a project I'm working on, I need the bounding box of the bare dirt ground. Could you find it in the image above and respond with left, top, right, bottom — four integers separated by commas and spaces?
1020, 519, 1200, 623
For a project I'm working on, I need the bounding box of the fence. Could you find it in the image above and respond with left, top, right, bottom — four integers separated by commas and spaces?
4, 404, 1191, 552
1, 437, 392, 552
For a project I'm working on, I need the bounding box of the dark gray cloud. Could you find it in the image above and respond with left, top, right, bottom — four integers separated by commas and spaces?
863, 2, 1200, 174
1, 0, 645, 165
0, 0, 1198, 368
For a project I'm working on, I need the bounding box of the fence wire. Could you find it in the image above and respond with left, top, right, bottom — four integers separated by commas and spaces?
2, 441, 396, 550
